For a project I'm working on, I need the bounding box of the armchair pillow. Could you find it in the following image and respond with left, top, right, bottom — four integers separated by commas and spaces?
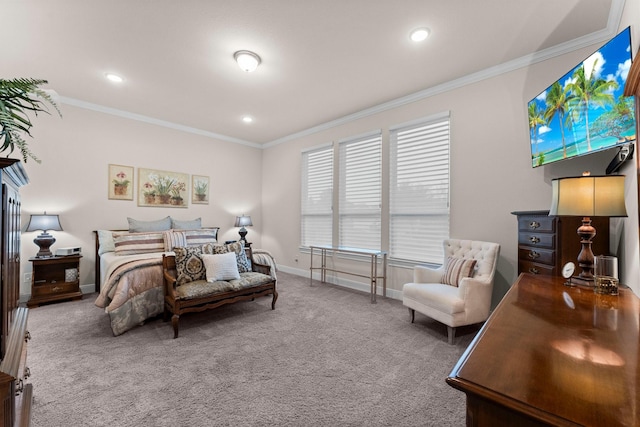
203, 253, 241, 282
441, 257, 477, 287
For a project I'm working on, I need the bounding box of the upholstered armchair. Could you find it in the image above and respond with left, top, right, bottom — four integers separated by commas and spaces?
402, 239, 500, 344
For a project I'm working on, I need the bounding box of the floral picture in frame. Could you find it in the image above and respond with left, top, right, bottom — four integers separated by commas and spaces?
108, 164, 134, 200
138, 168, 189, 208
192, 175, 209, 205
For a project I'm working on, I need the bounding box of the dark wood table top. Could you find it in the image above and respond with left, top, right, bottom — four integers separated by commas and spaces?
447, 273, 640, 426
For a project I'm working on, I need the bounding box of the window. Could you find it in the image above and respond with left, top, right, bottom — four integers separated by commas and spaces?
390, 113, 450, 263
301, 145, 333, 247
338, 132, 382, 250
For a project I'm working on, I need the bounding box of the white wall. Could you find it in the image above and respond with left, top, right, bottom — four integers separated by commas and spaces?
19, 105, 264, 298
261, 7, 640, 302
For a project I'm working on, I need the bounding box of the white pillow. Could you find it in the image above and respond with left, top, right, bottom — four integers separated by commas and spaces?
203, 252, 240, 282
97, 230, 115, 255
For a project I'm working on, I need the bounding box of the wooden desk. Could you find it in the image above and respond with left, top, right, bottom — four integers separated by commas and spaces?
447, 273, 640, 426
309, 245, 387, 303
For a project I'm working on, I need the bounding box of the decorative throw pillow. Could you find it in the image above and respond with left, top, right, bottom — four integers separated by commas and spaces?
113, 232, 165, 256
171, 218, 202, 230
127, 216, 171, 232
97, 230, 115, 255
163, 230, 187, 251
204, 241, 251, 273
203, 253, 241, 282
174, 246, 206, 285
183, 229, 219, 246
441, 257, 477, 287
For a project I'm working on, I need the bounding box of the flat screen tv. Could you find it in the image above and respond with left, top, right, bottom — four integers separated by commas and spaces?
528, 26, 636, 168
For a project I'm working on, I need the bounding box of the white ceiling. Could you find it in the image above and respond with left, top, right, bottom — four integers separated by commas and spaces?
2, 0, 622, 147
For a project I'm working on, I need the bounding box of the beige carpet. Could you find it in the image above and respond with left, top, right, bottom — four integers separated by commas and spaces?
27, 271, 477, 426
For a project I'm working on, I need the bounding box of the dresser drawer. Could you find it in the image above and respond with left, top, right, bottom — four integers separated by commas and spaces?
518, 216, 555, 233
517, 247, 555, 266
518, 233, 555, 249
518, 261, 556, 277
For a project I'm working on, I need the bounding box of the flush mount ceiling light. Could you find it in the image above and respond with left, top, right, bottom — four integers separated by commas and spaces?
234, 50, 261, 72
105, 73, 124, 83
410, 27, 430, 42
242, 116, 253, 123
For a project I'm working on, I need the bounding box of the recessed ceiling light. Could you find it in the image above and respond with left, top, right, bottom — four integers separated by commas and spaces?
234, 51, 261, 73
410, 28, 430, 42
105, 73, 124, 83
242, 116, 253, 123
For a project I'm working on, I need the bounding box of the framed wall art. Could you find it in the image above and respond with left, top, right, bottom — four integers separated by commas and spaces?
192, 175, 209, 205
108, 164, 134, 200
138, 168, 189, 208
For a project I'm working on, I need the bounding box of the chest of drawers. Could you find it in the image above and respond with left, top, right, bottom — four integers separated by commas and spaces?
512, 210, 609, 277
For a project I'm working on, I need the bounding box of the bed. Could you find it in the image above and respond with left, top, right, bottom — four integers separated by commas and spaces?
93, 226, 221, 336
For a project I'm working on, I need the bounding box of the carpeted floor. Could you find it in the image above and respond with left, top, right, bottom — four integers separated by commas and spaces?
27, 272, 477, 426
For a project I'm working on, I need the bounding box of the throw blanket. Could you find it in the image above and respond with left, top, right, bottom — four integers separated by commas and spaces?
253, 249, 277, 279
95, 257, 164, 312
95, 256, 165, 336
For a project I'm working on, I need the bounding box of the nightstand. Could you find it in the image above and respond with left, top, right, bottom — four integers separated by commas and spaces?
27, 255, 83, 307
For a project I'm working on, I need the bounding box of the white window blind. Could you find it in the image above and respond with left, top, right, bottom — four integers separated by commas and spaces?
339, 132, 382, 250
301, 145, 333, 247
390, 116, 450, 263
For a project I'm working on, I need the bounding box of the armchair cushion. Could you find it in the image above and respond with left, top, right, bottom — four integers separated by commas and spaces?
441, 257, 477, 287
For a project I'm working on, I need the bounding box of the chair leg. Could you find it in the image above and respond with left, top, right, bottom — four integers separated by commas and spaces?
171, 314, 180, 339
447, 326, 455, 344
408, 308, 415, 323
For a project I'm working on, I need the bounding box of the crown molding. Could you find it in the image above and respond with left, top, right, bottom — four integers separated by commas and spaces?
58, 96, 261, 148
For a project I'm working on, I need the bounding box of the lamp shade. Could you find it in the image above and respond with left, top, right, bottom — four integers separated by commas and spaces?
549, 175, 628, 218
26, 213, 63, 232
234, 215, 253, 228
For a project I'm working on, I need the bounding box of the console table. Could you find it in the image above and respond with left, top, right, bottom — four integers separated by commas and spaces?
446, 273, 639, 426
309, 245, 387, 303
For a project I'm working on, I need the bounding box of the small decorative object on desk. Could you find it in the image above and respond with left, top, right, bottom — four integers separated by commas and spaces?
65, 268, 78, 282
594, 255, 619, 295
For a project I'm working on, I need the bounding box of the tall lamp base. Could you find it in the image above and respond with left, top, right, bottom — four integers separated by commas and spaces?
574, 216, 596, 286
34, 232, 56, 258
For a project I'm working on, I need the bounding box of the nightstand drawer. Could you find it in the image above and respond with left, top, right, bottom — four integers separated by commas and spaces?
518, 247, 555, 265
32, 281, 79, 297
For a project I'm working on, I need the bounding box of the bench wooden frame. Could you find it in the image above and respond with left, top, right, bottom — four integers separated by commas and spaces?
162, 248, 277, 338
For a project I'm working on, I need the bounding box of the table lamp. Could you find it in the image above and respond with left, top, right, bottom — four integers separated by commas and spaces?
25, 212, 63, 258
549, 174, 627, 285
234, 215, 253, 244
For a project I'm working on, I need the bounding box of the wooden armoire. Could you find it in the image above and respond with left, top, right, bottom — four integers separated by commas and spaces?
0, 158, 32, 426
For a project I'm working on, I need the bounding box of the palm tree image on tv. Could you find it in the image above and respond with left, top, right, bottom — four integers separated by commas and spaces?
528, 27, 636, 167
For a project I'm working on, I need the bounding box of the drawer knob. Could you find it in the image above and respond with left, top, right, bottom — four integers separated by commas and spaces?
528, 267, 540, 275
528, 251, 540, 259
529, 221, 540, 229
529, 236, 540, 244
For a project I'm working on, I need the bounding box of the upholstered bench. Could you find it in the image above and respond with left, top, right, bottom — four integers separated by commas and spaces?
162, 243, 277, 338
